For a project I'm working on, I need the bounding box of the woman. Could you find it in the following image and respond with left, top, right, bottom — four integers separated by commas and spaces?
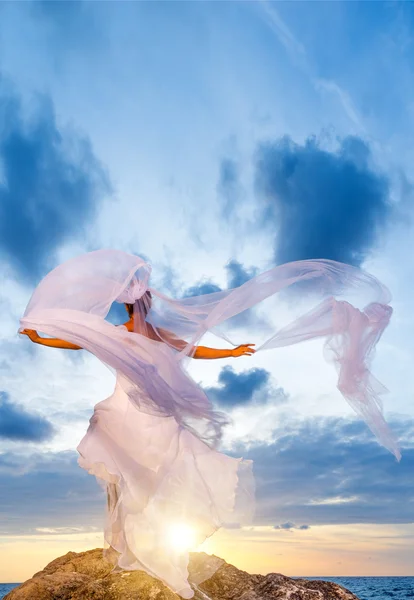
20, 293, 255, 598
18, 249, 399, 599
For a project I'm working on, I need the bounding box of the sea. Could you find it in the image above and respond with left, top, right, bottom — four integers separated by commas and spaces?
1, 577, 414, 599
304, 577, 414, 599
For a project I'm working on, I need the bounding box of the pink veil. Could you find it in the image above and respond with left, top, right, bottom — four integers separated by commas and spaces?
19, 249, 399, 459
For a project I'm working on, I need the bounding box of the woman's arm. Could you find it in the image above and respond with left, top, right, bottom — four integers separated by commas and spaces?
154, 326, 255, 358
20, 327, 255, 358
19, 329, 82, 350
193, 344, 255, 359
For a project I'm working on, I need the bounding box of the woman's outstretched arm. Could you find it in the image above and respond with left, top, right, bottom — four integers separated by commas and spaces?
19, 322, 132, 350
154, 326, 255, 358
19, 329, 82, 350
20, 327, 255, 358
192, 344, 255, 359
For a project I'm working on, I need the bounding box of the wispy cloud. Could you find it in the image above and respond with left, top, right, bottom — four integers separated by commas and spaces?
314, 79, 365, 131
258, 0, 307, 69
306, 496, 360, 506
257, 0, 364, 130
35, 526, 98, 534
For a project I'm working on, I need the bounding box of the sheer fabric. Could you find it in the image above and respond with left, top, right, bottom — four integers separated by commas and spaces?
19, 249, 398, 598
77, 370, 253, 598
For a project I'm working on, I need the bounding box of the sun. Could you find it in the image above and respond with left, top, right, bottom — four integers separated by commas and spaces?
166, 523, 197, 552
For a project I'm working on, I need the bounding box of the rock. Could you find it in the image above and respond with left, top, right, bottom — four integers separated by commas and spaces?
4, 548, 360, 600
192, 557, 359, 600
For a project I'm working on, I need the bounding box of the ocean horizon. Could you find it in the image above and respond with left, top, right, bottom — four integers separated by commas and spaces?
1, 576, 414, 599
302, 576, 414, 599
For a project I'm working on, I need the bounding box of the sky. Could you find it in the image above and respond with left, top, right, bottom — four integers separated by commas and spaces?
0, 0, 414, 584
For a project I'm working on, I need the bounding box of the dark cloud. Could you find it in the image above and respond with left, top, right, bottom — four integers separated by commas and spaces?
219, 135, 390, 267
183, 281, 223, 298
0, 80, 111, 284
222, 260, 265, 331
0, 450, 103, 534
1, 417, 412, 535
225, 260, 259, 289
106, 256, 259, 327
184, 260, 259, 297
183, 259, 260, 299
204, 365, 287, 408
253, 135, 390, 266
0, 392, 55, 442
273, 522, 310, 531
234, 416, 414, 525
182, 259, 266, 331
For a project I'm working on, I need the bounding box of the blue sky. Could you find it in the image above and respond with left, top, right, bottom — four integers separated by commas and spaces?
0, 0, 414, 582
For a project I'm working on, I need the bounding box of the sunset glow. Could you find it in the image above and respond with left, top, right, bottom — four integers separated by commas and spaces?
166, 523, 197, 553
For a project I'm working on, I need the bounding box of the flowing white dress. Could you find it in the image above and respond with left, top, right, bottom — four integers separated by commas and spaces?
77, 367, 253, 599
19, 249, 400, 598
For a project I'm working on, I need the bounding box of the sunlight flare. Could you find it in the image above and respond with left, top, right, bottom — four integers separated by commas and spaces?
166, 523, 197, 552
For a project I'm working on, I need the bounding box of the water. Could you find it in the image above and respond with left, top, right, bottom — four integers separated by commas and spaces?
0, 584, 18, 599
309, 576, 414, 599
1, 577, 414, 599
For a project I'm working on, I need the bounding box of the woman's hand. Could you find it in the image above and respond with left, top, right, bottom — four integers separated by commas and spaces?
19, 329, 38, 342
232, 343, 256, 357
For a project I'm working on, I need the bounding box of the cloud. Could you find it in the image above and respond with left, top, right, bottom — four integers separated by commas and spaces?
256, 1, 364, 129
0, 450, 103, 534
0, 392, 55, 442
273, 522, 310, 531
182, 259, 265, 331
204, 365, 287, 408
153, 263, 183, 297
183, 281, 223, 298
183, 259, 260, 298
222, 261, 266, 330
253, 135, 391, 266
236, 416, 414, 525
35, 525, 96, 534
1, 417, 412, 536
225, 260, 259, 289
258, 0, 307, 69
0, 79, 111, 284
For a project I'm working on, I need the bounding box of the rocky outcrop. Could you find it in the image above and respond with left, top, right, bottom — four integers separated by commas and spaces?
4, 548, 360, 600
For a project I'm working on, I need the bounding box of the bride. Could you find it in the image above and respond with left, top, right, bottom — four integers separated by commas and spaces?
19, 249, 399, 598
